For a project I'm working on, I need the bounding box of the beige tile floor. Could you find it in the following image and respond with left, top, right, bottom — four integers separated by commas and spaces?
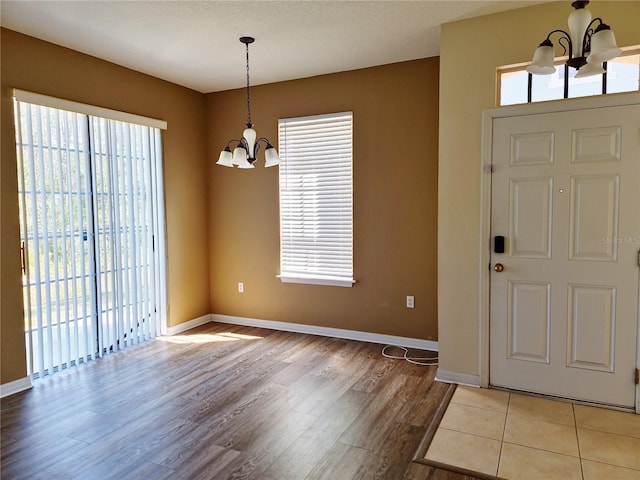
424, 386, 640, 480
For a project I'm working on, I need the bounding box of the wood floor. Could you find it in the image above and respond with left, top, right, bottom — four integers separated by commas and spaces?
1, 322, 479, 480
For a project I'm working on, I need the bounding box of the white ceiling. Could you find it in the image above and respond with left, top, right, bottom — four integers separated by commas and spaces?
1, 0, 548, 94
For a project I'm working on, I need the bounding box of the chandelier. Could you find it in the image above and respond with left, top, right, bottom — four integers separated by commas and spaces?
216, 36, 280, 169
526, 1, 621, 87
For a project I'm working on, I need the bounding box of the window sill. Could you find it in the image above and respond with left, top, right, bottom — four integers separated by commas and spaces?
277, 275, 355, 288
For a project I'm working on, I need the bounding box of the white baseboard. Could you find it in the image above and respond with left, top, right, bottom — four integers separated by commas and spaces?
435, 368, 481, 387
211, 314, 438, 352
0, 376, 33, 398
163, 314, 213, 336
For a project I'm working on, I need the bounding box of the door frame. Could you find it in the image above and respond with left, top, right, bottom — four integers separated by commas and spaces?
478, 92, 640, 412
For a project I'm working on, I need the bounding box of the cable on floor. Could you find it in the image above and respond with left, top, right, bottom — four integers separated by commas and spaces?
381, 345, 438, 366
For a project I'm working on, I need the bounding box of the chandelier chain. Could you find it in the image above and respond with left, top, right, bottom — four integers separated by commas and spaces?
245, 42, 252, 126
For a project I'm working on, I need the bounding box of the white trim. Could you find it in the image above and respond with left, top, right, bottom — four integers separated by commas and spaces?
485, 91, 640, 119
435, 369, 481, 387
479, 92, 640, 407
277, 275, 355, 288
478, 109, 494, 389
211, 314, 438, 351
280, 110, 353, 124
163, 314, 213, 336
0, 377, 33, 398
13, 89, 167, 130
637, 265, 640, 414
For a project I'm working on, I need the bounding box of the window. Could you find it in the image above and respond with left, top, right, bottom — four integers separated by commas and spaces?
14, 90, 167, 378
498, 48, 640, 106
278, 112, 354, 287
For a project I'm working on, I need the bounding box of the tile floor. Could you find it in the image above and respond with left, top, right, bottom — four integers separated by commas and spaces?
424, 386, 640, 480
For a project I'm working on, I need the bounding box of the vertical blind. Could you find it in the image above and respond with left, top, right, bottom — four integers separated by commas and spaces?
278, 112, 354, 287
14, 92, 167, 378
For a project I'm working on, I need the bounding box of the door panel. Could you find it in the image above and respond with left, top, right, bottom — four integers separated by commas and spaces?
509, 177, 553, 258
567, 284, 615, 372
490, 104, 639, 408
571, 126, 620, 163
508, 280, 551, 363
569, 175, 619, 261
511, 131, 555, 166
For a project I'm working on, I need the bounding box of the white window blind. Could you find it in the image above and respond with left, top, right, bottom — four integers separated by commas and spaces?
14, 94, 167, 379
278, 112, 354, 287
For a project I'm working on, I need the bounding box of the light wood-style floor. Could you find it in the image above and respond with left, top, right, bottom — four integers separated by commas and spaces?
1, 322, 478, 480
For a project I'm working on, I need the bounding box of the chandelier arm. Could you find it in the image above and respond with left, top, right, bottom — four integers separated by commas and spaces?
255, 137, 273, 155
545, 29, 573, 58
582, 17, 603, 54
558, 36, 571, 59
226, 139, 245, 149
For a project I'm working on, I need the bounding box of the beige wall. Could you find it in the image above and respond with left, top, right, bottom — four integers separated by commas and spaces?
208, 59, 440, 340
0, 29, 211, 383
437, 1, 640, 378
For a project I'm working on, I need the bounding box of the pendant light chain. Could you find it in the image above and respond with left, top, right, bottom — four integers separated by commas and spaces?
245, 41, 252, 127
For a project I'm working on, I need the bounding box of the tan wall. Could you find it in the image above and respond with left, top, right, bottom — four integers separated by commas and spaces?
438, 1, 640, 377
208, 58, 440, 340
0, 29, 211, 384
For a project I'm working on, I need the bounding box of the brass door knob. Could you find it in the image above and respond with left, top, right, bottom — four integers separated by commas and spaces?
494, 263, 504, 272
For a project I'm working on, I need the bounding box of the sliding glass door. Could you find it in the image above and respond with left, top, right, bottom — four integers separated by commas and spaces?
14, 93, 167, 378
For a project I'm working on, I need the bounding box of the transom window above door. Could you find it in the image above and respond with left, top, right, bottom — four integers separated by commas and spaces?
498, 47, 639, 106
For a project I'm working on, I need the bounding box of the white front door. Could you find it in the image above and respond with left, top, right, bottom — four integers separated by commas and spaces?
489, 103, 640, 408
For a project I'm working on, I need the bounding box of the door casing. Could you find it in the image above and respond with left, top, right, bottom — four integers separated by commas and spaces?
478, 92, 640, 412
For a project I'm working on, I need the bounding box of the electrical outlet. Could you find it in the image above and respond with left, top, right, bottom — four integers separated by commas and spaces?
406, 295, 414, 309
238, 282, 244, 293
